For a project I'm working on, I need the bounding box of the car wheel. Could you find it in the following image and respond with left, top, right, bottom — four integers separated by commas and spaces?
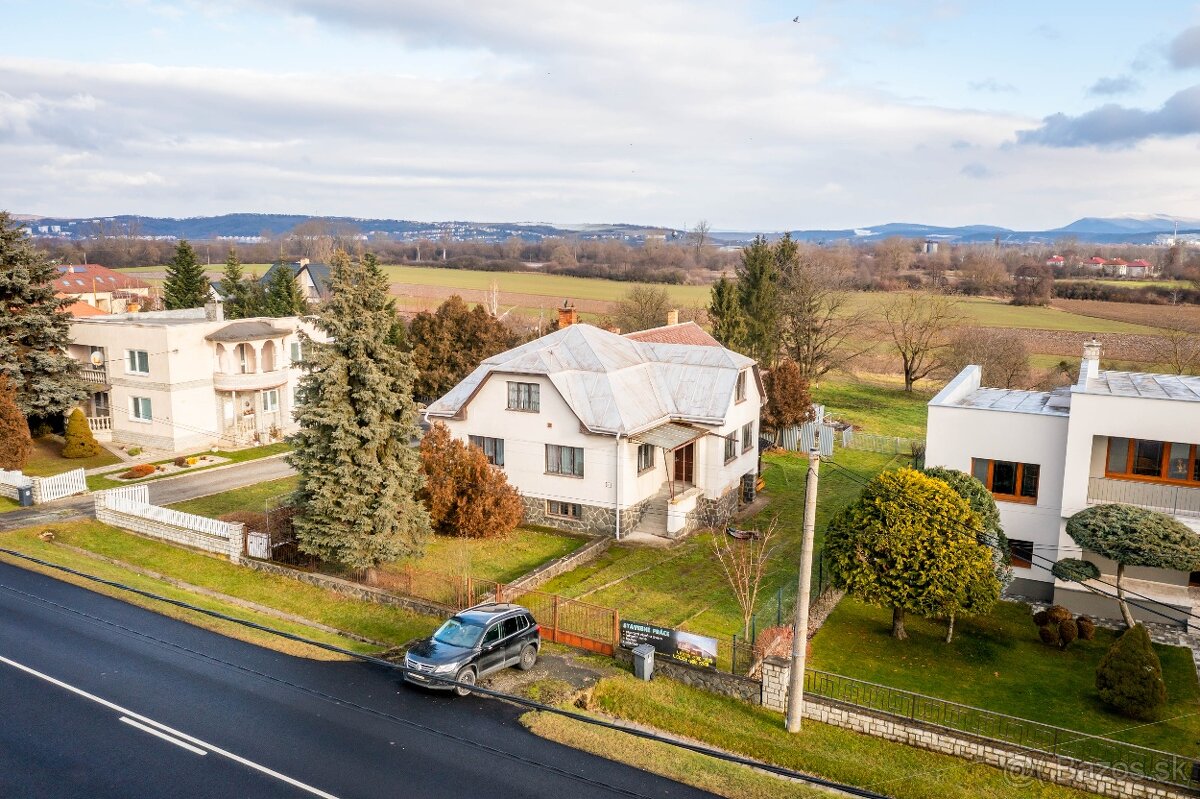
454, 666, 477, 697
518, 643, 538, 671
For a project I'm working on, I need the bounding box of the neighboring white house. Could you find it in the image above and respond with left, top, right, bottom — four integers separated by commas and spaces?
927, 341, 1200, 629
68, 303, 322, 453
424, 311, 764, 539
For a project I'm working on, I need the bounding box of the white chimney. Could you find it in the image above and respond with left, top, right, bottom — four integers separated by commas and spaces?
1078, 338, 1101, 387
204, 300, 225, 322
666, 309, 679, 326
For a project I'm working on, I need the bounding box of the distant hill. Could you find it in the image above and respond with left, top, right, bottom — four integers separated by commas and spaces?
17, 212, 1200, 246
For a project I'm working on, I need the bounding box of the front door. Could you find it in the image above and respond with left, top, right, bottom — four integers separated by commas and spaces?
673, 443, 695, 485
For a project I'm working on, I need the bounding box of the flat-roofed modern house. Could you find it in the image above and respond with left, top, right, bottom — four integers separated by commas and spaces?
926, 340, 1200, 630
425, 310, 764, 539
68, 303, 322, 453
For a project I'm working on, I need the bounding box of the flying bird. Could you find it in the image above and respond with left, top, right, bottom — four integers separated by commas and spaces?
793, 16, 800, 22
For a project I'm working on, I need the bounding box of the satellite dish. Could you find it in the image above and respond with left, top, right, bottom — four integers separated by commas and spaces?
89, 351, 104, 367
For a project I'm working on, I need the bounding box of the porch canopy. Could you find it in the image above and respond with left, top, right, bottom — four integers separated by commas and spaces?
629, 422, 706, 450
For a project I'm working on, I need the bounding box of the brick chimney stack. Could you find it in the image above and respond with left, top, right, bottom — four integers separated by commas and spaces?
666, 309, 679, 326
557, 300, 578, 328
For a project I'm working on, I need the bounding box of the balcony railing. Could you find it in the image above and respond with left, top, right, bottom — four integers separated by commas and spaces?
1087, 476, 1200, 519
80, 367, 108, 385
87, 416, 112, 433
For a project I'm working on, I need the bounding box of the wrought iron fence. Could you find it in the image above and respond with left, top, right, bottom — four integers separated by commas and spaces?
804, 669, 1199, 790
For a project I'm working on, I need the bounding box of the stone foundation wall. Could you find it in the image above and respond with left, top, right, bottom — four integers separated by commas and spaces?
521, 495, 616, 536
615, 646, 761, 705
620, 495, 654, 536
692, 485, 741, 533
760, 657, 1193, 799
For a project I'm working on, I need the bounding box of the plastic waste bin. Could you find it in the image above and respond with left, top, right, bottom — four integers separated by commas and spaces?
632, 644, 656, 681
17, 485, 32, 507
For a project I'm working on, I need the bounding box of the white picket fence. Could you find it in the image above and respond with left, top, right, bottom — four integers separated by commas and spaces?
36, 468, 88, 502
94, 490, 244, 559
0, 467, 86, 503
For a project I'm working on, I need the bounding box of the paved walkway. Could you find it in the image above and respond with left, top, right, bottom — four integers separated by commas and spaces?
0, 455, 294, 533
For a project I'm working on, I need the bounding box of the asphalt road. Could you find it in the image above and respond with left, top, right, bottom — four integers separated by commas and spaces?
0, 456, 296, 532
0, 562, 715, 799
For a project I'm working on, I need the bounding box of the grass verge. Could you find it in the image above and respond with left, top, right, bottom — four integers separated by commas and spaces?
810, 597, 1200, 754
0, 521, 438, 651
524, 674, 1098, 799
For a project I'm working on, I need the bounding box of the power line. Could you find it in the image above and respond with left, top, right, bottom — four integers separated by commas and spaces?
0, 547, 894, 799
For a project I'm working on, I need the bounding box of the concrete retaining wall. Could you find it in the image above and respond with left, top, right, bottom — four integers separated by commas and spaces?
759, 657, 1194, 799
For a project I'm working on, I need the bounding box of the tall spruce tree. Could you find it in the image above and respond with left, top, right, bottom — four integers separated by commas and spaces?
0, 212, 86, 423
289, 250, 430, 568
707, 276, 745, 348
735, 235, 781, 367
219, 248, 253, 319
163, 240, 209, 309
264, 262, 307, 317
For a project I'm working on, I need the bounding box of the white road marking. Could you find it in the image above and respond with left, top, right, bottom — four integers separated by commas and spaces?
0, 654, 342, 799
120, 716, 208, 756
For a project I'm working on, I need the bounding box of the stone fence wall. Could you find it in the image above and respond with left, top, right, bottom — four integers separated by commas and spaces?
614, 646, 762, 705
760, 657, 1195, 799
242, 558, 454, 619
507, 536, 611, 597
94, 492, 243, 561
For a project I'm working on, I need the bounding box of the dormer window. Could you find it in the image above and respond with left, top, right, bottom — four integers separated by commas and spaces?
507, 381, 539, 412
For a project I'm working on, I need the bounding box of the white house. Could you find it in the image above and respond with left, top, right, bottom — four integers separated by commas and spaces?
425, 312, 764, 539
68, 303, 323, 453
927, 341, 1200, 629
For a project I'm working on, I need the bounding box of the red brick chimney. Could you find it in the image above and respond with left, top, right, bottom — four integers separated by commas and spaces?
557, 300, 578, 328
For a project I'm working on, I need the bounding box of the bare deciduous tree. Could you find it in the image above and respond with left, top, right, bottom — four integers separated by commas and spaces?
689, 219, 711, 258
880, 292, 963, 391
710, 519, 779, 638
942, 327, 1031, 388
1150, 313, 1200, 375
777, 248, 872, 380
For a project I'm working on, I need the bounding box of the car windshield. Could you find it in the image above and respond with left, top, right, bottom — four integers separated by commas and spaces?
433, 617, 484, 648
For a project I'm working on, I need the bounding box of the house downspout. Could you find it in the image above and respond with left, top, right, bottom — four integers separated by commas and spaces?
614, 433, 622, 541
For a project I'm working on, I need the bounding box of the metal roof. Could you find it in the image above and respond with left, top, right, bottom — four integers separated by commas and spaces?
426, 323, 757, 435
949, 387, 1070, 417
1080, 371, 1200, 403
629, 422, 707, 449
205, 320, 290, 342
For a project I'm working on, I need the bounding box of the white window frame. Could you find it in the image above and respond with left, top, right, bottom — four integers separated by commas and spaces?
130, 396, 152, 423
126, 349, 149, 376
289, 341, 302, 365
262, 389, 279, 413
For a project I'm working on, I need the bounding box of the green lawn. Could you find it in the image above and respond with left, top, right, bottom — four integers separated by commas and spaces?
88, 442, 291, 491
810, 597, 1200, 755
529, 673, 1098, 799
170, 477, 584, 584
540, 449, 901, 664
813, 377, 932, 439
395, 528, 587, 584
22, 436, 121, 476
169, 476, 297, 516
0, 521, 438, 650
841, 293, 1157, 333
0, 496, 20, 513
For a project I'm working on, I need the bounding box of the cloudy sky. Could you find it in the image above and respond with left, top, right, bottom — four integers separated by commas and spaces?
4, 1, 1200, 230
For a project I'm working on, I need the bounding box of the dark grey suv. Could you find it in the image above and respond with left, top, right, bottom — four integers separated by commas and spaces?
404, 603, 540, 696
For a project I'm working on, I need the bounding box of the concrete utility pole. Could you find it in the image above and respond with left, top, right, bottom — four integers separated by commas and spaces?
785, 444, 820, 733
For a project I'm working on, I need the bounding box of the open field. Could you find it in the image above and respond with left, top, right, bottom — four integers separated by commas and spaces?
524, 673, 1098, 799
1052, 298, 1200, 329
813, 376, 932, 439
811, 597, 1200, 754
